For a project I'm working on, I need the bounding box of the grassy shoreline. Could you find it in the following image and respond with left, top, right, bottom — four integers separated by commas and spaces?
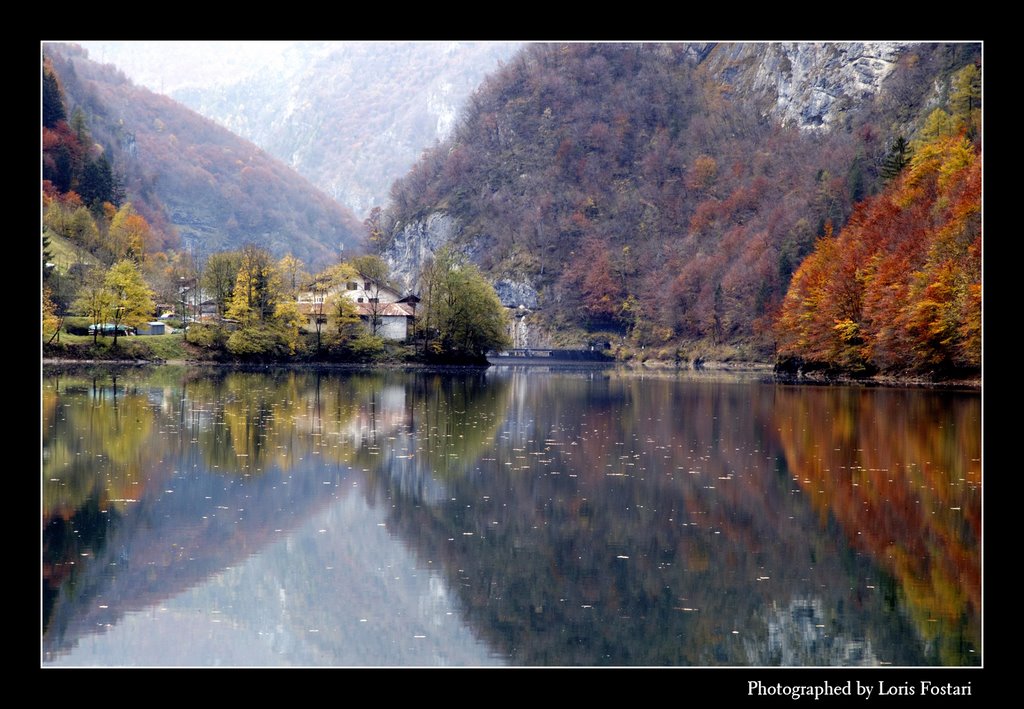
42, 326, 979, 388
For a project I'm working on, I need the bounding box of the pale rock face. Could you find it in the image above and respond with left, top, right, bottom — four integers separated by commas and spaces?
383, 212, 460, 293
493, 279, 539, 309
704, 42, 905, 131
383, 212, 540, 311
428, 81, 458, 140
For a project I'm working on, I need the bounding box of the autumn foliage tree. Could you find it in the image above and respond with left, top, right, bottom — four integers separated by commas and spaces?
42, 287, 61, 343
418, 246, 511, 362
227, 246, 280, 324
306, 262, 360, 353
104, 260, 156, 346
72, 269, 111, 344
775, 131, 980, 376
106, 203, 153, 263
224, 246, 305, 358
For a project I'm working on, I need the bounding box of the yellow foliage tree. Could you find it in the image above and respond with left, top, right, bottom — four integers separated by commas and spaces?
227, 246, 281, 324
43, 287, 61, 343
277, 254, 308, 297
104, 259, 156, 346
107, 203, 153, 263
72, 269, 111, 344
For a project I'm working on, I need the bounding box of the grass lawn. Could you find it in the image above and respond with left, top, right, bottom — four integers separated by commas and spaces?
45, 232, 101, 274
45, 331, 187, 361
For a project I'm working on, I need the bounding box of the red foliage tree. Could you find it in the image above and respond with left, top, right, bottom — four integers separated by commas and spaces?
776, 134, 980, 375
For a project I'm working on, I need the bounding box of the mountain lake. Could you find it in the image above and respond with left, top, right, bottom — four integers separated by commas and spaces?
41, 364, 980, 667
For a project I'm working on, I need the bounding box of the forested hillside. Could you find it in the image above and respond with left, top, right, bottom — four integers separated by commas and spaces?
44, 43, 364, 268
44, 50, 161, 330
378, 42, 981, 361
776, 116, 980, 376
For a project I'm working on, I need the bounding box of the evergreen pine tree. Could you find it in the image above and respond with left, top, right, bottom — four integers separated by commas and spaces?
881, 136, 912, 181
42, 230, 53, 281
79, 154, 115, 208
42, 68, 66, 128
70, 107, 89, 144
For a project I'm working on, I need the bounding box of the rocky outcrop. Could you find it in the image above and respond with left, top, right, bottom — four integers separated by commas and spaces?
382, 212, 460, 293
383, 213, 543, 313
493, 279, 539, 309
702, 42, 905, 131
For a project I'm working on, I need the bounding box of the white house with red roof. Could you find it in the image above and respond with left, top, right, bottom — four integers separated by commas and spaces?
297, 273, 417, 341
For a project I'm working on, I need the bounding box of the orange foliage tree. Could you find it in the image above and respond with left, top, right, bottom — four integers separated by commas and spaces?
775, 133, 981, 375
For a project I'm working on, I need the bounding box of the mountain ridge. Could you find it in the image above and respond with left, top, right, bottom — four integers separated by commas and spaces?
79, 40, 524, 217
44, 42, 365, 268
375, 41, 980, 355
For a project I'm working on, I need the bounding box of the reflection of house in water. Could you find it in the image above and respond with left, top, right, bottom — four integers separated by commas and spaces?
746, 598, 878, 666
346, 383, 449, 505
346, 384, 411, 447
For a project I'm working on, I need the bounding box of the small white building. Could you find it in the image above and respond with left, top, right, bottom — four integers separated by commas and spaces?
136, 321, 167, 336
354, 301, 416, 340
297, 274, 417, 341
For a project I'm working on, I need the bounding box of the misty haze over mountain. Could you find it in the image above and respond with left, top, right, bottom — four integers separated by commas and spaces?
78, 41, 523, 216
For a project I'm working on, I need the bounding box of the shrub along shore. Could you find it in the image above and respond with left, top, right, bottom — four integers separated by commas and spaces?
42, 330, 979, 389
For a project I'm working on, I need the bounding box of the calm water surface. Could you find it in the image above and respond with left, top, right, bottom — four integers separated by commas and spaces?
41, 365, 980, 666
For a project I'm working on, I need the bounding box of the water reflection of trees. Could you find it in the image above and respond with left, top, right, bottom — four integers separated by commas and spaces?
41, 367, 980, 666
41, 366, 440, 659
371, 372, 957, 666
774, 385, 981, 665
43, 371, 160, 519
358, 372, 512, 503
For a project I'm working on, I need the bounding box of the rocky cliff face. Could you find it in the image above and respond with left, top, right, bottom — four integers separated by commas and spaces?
383, 213, 460, 293
701, 42, 905, 131
382, 211, 547, 346
383, 212, 541, 310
